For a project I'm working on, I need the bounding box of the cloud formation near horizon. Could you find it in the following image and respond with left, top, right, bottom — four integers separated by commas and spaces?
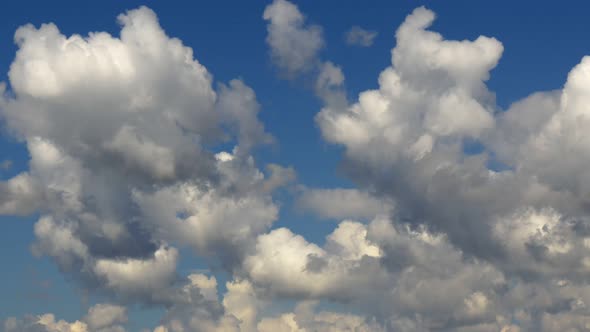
4, 1, 590, 331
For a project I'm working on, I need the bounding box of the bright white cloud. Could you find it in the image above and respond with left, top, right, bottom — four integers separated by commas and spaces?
94, 246, 178, 298
84, 304, 127, 332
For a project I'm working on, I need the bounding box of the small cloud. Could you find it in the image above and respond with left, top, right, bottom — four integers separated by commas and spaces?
345, 26, 378, 47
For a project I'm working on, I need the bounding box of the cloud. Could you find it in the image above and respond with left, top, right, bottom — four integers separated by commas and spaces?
0, 5, 279, 306
263, 0, 348, 110
3, 303, 126, 332
304, 4, 590, 330
257, 301, 383, 332
93, 246, 178, 300
84, 304, 127, 332
6, 2, 590, 331
132, 151, 280, 268
313, 5, 590, 287
0, 173, 44, 215
345, 26, 378, 47
261, 164, 296, 193
316, 6, 505, 257
263, 0, 323, 76
297, 187, 391, 220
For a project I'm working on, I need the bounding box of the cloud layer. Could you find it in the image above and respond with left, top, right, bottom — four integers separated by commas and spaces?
4, 1, 590, 331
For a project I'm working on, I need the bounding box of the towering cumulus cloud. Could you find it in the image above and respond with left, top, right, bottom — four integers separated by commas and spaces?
5, 1, 590, 331
0, 5, 280, 310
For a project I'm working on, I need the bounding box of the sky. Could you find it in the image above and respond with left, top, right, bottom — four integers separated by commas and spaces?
3, 0, 590, 331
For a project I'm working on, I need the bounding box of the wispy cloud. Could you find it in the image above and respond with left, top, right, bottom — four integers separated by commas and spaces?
345, 26, 378, 47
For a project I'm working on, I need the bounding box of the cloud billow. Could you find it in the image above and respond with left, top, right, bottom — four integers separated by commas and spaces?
4, 2, 590, 331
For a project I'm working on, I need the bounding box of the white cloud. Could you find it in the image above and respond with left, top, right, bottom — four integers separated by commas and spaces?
131, 152, 279, 262
258, 301, 383, 332
345, 26, 378, 47
7, 3, 590, 331
262, 0, 348, 112
306, 4, 590, 330
0, 5, 278, 306
3, 303, 126, 332
297, 187, 391, 220
84, 304, 127, 332
0, 173, 43, 215
263, 0, 323, 76
94, 246, 178, 299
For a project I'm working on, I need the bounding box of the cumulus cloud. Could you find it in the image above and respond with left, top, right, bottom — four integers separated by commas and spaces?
7, 2, 590, 331
257, 1, 590, 329
84, 304, 127, 332
263, 0, 323, 76
316, 6, 506, 254
263, 0, 348, 110
3, 303, 126, 332
345, 26, 378, 47
313, 4, 590, 281
0, 173, 43, 215
0, 5, 279, 306
93, 246, 178, 300
297, 187, 391, 220
257, 301, 383, 332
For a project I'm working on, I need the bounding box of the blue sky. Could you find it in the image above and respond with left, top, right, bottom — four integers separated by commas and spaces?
3, 1, 590, 331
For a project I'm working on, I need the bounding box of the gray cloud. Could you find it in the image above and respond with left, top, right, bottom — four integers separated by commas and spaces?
5, 2, 590, 332
297, 187, 391, 221
3, 303, 126, 332
345, 26, 378, 47
263, 0, 323, 76
0, 5, 279, 307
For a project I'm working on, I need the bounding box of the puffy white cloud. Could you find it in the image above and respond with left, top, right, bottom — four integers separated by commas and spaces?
132, 151, 280, 266
0, 172, 43, 215
258, 301, 383, 332
486, 90, 560, 166
222, 280, 260, 332
308, 4, 590, 330
345, 26, 378, 47
313, 7, 510, 264
93, 246, 178, 299
155, 274, 384, 332
315, 2, 590, 281
318, 7, 500, 159
0, 5, 278, 306
84, 304, 127, 332
504, 56, 590, 202
243, 220, 386, 301
8, 2, 590, 331
153, 275, 253, 332
262, 0, 347, 109
297, 187, 391, 220
32, 216, 89, 269
3, 304, 126, 332
216, 80, 274, 154
263, 0, 323, 76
